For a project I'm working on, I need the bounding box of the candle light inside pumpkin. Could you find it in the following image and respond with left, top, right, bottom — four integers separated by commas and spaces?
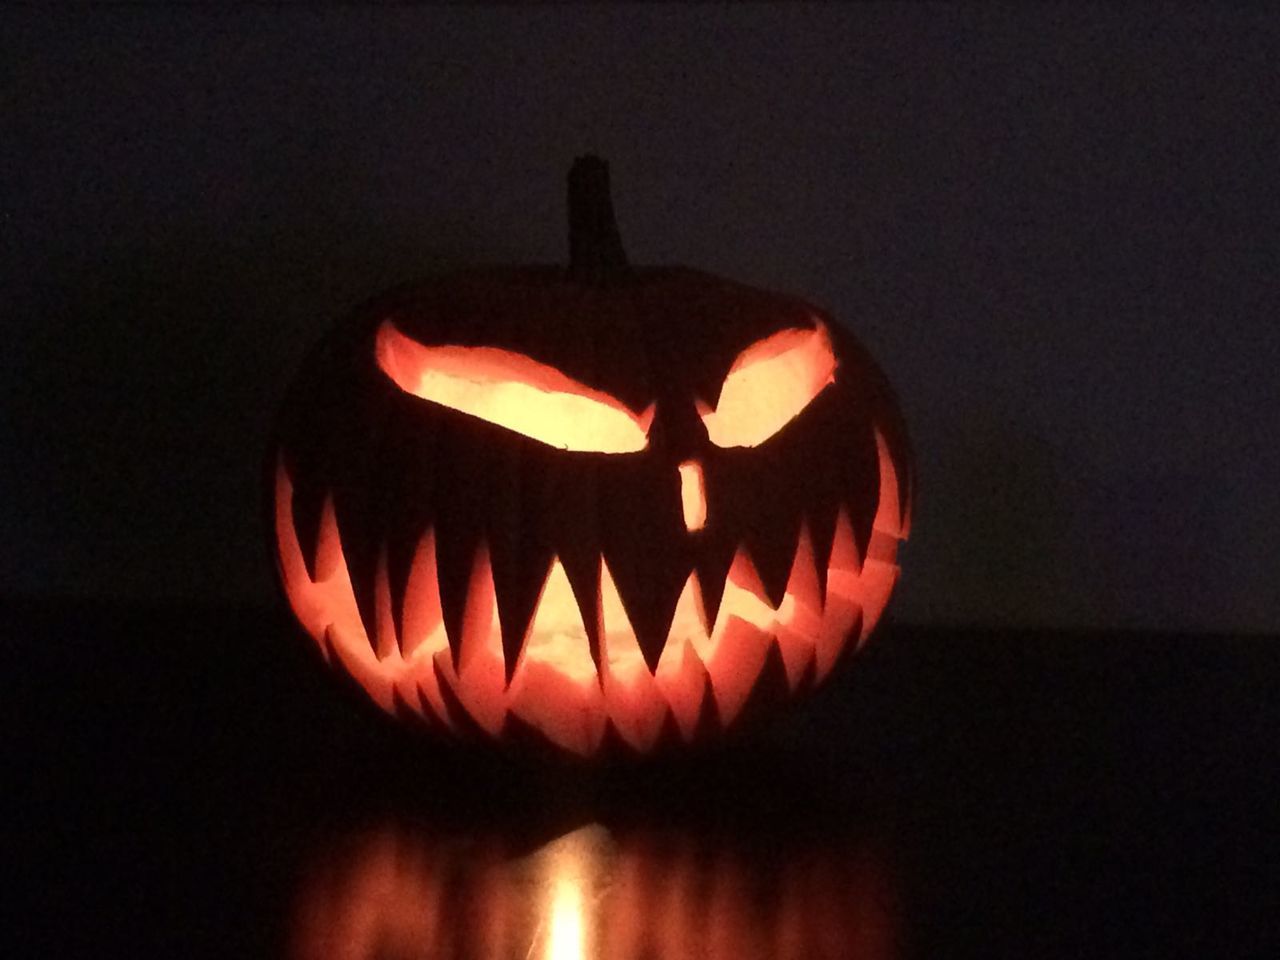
678, 460, 707, 532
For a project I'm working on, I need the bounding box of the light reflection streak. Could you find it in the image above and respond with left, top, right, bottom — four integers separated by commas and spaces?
288, 822, 896, 960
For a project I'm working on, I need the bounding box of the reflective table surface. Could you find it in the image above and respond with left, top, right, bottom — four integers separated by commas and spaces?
7, 602, 1277, 959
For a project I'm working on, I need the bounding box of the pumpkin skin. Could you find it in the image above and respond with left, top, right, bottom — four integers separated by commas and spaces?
270, 164, 912, 758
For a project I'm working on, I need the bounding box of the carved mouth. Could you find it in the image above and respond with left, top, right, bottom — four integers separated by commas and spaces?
274, 435, 904, 757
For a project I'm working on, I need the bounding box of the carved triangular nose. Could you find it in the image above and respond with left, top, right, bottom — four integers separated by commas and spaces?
678, 460, 707, 532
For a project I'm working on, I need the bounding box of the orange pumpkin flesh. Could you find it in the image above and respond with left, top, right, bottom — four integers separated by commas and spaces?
270, 157, 911, 758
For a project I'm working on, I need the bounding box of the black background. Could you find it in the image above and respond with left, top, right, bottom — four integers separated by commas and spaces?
4, 6, 1279, 631
4, 7, 1279, 959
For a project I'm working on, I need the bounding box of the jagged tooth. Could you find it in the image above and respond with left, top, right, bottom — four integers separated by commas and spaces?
514, 556, 598, 688
599, 557, 643, 669
784, 521, 822, 619
692, 682, 721, 741
741, 507, 801, 611
435, 623, 508, 737
327, 495, 383, 651
822, 509, 865, 665
383, 522, 424, 650
653, 629, 709, 741
490, 532, 552, 684
833, 410, 881, 566
400, 529, 445, 661
507, 557, 606, 756
671, 571, 711, 650
847, 475, 879, 571
815, 590, 862, 683
829, 507, 862, 578
717, 545, 776, 634
558, 543, 604, 675
322, 528, 368, 648
774, 521, 822, 689
702, 615, 771, 727
857, 563, 899, 647
312, 495, 344, 583
284, 462, 328, 584
695, 532, 736, 635
372, 549, 398, 661
432, 653, 500, 740
598, 558, 668, 753
276, 467, 370, 657
871, 428, 903, 538
808, 495, 840, 607
604, 545, 686, 673
432, 543, 509, 735
871, 418, 913, 538
456, 542, 500, 676
435, 524, 482, 668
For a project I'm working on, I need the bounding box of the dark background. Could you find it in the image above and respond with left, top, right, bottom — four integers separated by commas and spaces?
4, 5, 1278, 633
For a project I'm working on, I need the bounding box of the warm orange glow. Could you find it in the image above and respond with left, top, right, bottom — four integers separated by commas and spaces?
509, 557, 606, 756
600, 559, 668, 751
289, 823, 896, 960
700, 320, 837, 448
546, 875, 586, 960
678, 460, 707, 532
445, 543, 508, 734
519, 559, 597, 684
539, 831, 597, 960
289, 831, 444, 960
375, 320, 652, 452
273, 422, 907, 754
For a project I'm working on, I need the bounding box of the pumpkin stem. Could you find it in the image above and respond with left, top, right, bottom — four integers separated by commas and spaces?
567, 155, 631, 283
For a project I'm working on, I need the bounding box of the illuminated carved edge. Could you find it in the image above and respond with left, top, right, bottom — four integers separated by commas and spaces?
274, 432, 905, 757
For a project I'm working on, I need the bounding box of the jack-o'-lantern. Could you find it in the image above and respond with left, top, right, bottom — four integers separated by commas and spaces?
270, 157, 912, 757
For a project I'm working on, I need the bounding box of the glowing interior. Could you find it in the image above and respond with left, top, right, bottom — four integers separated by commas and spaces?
375, 320, 652, 453
289, 823, 895, 960
699, 320, 838, 449
678, 460, 707, 532
275, 431, 905, 756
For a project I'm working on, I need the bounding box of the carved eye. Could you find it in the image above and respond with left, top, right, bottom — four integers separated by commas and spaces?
376, 321, 653, 453
698, 321, 838, 448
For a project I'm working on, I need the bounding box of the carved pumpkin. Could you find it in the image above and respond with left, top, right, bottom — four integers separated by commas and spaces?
270, 157, 912, 757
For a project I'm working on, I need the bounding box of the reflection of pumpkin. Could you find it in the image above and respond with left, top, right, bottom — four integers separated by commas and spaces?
271, 157, 912, 756
288, 823, 897, 960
